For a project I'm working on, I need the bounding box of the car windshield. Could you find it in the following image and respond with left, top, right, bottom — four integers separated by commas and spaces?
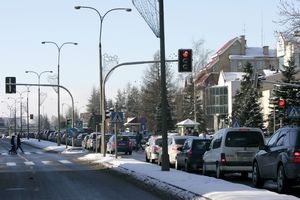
155, 138, 162, 146
193, 140, 211, 150
174, 138, 187, 145
225, 131, 264, 147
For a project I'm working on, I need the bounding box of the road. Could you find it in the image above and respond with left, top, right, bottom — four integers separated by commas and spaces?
0, 139, 161, 200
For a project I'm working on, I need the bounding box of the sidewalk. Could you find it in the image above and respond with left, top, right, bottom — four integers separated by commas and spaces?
22, 138, 299, 200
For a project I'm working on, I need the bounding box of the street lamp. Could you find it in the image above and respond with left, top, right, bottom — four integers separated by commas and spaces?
41, 41, 77, 146
1, 100, 14, 136
16, 91, 27, 135
74, 5, 131, 156
7, 97, 18, 135
25, 70, 53, 142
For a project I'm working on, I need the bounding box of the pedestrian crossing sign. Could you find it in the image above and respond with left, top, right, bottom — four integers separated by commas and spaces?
111, 112, 124, 123
288, 106, 300, 118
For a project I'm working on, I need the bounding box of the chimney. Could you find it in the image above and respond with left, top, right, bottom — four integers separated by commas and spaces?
263, 46, 269, 55
240, 35, 246, 55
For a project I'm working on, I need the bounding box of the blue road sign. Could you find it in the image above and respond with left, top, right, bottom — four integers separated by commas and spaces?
288, 106, 300, 119
111, 112, 124, 123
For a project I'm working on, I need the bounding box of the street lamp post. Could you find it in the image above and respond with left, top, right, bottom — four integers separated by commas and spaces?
41, 41, 77, 146
25, 70, 53, 142
17, 91, 27, 136
7, 97, 17, 135
74, 5, 131, 155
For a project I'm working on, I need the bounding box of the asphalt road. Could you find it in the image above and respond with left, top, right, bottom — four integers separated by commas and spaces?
0, 139, 162, 200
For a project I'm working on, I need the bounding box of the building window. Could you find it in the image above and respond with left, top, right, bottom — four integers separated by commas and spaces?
205, 86, 228, 115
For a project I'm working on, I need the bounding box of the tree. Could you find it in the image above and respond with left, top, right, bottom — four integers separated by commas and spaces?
232, 62, 264, 128
277, 0, 300, 34
268, 59, 300, 131
140, 51, 175, 133
86, 87, 100, 130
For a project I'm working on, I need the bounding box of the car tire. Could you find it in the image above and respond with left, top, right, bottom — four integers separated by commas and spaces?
216, 163, 224, 179
202, 163, 207, 175
129, 151, 132, 155
184, 160, 191, 172
252, 162, 264, 188
145, 154, 150, 162
241, 172, 248, 179
277, 165, 288, 193
175, 160, 180, 170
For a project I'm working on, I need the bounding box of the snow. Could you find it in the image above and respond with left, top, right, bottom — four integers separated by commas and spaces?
22, 138, 299, 200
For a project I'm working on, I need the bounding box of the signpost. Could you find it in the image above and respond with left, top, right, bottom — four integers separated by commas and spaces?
111, 112, 123, 158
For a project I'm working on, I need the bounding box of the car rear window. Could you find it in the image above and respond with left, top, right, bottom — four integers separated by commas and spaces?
175, 138, 187, 145
155, 138, 162, 146
225, 131, 264, 147
193, 140, 211, 150
117, 136, 129, 142
289, 129, 300, 146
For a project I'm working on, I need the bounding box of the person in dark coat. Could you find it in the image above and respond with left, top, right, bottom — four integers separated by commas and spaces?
135, 132, 143, 151
16, 134, 24, 153
9, 135, 16, 154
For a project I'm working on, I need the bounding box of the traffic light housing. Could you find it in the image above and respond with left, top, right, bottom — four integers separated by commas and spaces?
178, 49, 192, 72
5, 77, 16, 93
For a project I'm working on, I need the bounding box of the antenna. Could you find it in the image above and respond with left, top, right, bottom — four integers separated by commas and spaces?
243, 23, 246, 36
261, 10, 264, 47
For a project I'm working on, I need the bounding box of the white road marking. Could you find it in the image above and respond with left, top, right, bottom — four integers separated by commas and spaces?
6, 162, 16, 166
1, 152, 8, 156
24, 152, 31, 155
59, 160, 72, 164
41, 161, 52, 165
36, 151, 44, 154
24, 161, 35, 166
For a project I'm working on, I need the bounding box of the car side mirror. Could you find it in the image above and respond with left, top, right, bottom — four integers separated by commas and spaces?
146, 142, 150, 146
259, 145, 269, 151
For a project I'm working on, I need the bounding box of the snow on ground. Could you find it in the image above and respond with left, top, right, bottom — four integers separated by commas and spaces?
23, 138, 299, 200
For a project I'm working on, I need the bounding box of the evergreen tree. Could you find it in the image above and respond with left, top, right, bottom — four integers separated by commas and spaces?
268, 60, 300, 131
232, 62, 264, 128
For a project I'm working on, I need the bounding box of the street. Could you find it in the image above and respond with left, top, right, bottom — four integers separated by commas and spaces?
0, 139, 161, 200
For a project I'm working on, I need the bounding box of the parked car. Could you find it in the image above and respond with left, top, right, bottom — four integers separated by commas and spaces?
175, 137, 212, 171
95, 133, 113, 152
202, 127, 264, 179
86, 132, 101, 150
145, 136, 162, 163
252, 126, 300, 193
74, 132, 89, 147
106, 135, 133, 155
82, 135, 90, 149
120, 132, 137, 149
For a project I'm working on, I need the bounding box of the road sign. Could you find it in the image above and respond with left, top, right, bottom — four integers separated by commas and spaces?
232, 119, 240, 127
288, 106, 300, 118
111, 112, 123, 123
5, 77, 16, 93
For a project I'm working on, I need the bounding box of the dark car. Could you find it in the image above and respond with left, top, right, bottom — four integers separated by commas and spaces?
252, 126, 300, 193
106, 135, 133, 155
175, 137, 211, 172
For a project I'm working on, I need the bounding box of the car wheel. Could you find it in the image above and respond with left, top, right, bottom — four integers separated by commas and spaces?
241, 172, 248, 179
252, 162, 264, 188
277, 165, 288, 193
184, 160, 191, 172
145, 154, 150, 162
129, 151, 132, 155
216, 163, 224, 179
202, 163, 207, 175
175, 160, 180, 170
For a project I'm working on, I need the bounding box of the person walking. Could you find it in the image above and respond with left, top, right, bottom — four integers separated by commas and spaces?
135, 131, 143, 151
9, 135, 17, 154
16, 134, 24, 153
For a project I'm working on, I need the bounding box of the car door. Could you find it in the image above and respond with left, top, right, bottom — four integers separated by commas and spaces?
176, 139, 190, 167
258, 130, 280, 177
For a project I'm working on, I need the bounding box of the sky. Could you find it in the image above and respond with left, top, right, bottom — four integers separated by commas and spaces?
0, 0, 281, 120
22, 138, 299, 200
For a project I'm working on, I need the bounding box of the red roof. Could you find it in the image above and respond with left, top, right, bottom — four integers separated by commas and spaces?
214, 37, 238, 56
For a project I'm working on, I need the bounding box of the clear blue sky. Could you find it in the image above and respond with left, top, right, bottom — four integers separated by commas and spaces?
0, 0, 281, 119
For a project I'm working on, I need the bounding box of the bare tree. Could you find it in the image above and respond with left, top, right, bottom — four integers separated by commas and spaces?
192, 39, 212, 73
277, 0, 300, 34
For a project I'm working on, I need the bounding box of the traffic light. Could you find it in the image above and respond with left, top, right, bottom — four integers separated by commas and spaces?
105, 110, 111, 119
278, 98, 286, 108
5, 77, 16, 93
178, 49, 192, 72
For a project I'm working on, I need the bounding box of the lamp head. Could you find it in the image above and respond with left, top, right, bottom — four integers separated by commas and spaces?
49, 71, 53, 73
74, 6, 81, 10
25, 71, 29, 73
74, 43, 78, 45
126, 8, 132, 12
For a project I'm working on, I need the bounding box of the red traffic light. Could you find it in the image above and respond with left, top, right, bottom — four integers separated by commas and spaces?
182, 51, 189, 58
278, 99, 285, 107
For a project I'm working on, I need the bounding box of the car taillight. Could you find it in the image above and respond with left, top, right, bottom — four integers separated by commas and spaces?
187, 150, 192, 156
111, 142, 116, 147
172, 146, 180, 151
152, 146, 158, 151
293, 152, 300, 163
221, 153, 226, 164
129, 141, 132, 146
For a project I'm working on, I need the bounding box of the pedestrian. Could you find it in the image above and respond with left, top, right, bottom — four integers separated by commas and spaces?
9, 135, 16, 154
135, 132, 143, 151
16, 134, 24, 153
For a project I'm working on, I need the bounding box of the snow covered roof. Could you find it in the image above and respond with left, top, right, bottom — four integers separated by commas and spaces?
229, 47, 276, 59
212, 37, 238, 57
176, 119, 200, 126
222, 72, 245, 81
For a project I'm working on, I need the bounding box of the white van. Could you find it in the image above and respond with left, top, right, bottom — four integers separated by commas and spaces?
202, 127, 264, 179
